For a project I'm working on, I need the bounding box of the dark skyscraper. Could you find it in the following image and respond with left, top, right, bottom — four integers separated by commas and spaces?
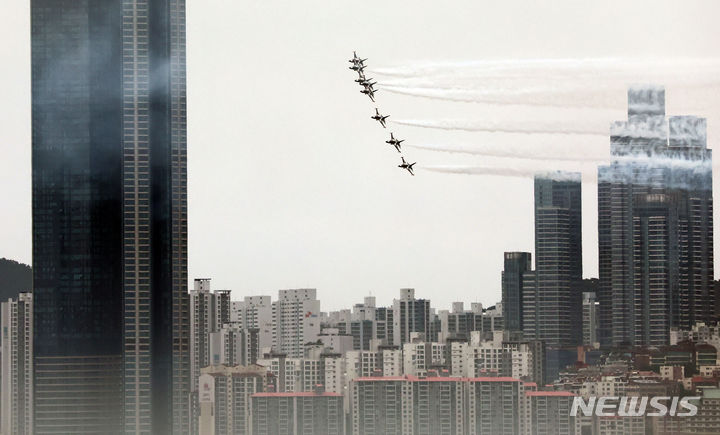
598, 86, 713, 347
522, 173, 583, 347
31, 1, 189, 433
502, 252, 532, 331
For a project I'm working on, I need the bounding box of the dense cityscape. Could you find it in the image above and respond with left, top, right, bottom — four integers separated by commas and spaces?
2, 2, 720, 435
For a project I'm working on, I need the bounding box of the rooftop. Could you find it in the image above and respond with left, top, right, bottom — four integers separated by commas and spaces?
252, 392, 342, 398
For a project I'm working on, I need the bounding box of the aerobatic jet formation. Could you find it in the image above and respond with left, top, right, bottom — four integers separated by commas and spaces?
371, 108, 389, 128
349, 51, 416, 176
398, 157, 416, 176
386, 133, 403, 152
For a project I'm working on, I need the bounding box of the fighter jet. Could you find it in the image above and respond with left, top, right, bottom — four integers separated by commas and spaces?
349, 63, 366, 73
362, 80, 377, 90
385, 132, 403, 152
355, 76, 374, 87
361, 86, 376, 102
371, 108, 389, 128
398, 157, 416, 176
349, 51, 367, 66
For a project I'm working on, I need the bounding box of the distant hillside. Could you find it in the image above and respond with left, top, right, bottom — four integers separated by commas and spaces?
0, 258, 32, 301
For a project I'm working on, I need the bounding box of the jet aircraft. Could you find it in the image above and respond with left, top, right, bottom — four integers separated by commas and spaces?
349, 51, 367, 66
385, 132, 404, 152
371, 108, 389, 128
398, 157, 416, 176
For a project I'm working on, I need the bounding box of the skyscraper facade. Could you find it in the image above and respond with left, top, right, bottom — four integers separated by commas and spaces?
31, 1, 189, 432
502, 252, 532, 332
598, 86, 713, 347
522, 173, 583, 347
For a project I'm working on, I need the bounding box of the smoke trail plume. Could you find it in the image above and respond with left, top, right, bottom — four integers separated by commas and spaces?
422, 154, 711, 190
371, 58, 720, 80
378, 84, 620, 108
421, 166, 586, 181
372, 58, 720, 109
406, 143, 608, 162
392, 119, 608, 135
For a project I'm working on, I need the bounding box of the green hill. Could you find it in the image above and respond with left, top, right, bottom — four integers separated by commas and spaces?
0, 258, 32, 301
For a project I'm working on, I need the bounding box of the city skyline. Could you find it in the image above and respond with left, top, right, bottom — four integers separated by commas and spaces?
3, 2, 720, 434
3, 1, 720, 313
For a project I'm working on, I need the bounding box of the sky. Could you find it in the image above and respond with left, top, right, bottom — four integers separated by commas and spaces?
2, 0, 720, 311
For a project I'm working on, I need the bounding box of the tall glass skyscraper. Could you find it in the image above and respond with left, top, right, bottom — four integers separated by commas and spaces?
31, 1, 189, 433
597, 86, 713, 347
501, 252, 532, 332
522, 172, 583, 347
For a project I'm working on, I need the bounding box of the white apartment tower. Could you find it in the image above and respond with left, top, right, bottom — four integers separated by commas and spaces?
232, 295, 274, 353
1, 292, 33, 435
272, 289, 321, 358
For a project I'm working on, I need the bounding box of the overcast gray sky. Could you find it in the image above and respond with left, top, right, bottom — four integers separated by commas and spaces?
2, 0, 720, 311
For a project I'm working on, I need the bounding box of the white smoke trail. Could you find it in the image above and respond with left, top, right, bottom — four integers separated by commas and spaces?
406, 143, 608, 162
392, 119, 608, 135
421, 165, 588, 181
378, 84, 619, 108
422, 154, 712, 190
371, 58, 720, 79
372, 58, 720, 109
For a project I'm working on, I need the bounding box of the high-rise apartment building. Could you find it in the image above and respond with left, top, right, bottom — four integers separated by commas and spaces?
272, 289, 321, 358
208, 325, 259, 367
582, 292, 599, 346
598, 86, 714, 346
232, 296, 274, 352
523, 391, 576, 435
251, 391, 345, 435
190, 279, 232, 388
197, 365, 272, 435
1, 293, 33, 435
322, 297, 395, 349
392, 288, 431, 345
522, 173, 583, 347
352, 376, 527, 435
31, 2, 189, 432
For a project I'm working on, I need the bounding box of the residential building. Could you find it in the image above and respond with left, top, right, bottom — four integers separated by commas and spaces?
197, 365, 272, 435
598, 86, 714, 346
190, 279, 232, 388
1, 293, 32, 435
272, 289, 321, 357
352, 375, 527, 435
208, 324, 259, 367
232, 295, 274, 352
393, 289, 431, 345
438, 302, 507, 343
582, 292, 599, 346
523, 391, 577, 435
252, 391, 344, 435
